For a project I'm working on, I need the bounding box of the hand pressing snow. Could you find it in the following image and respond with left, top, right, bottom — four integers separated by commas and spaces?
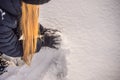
39, 24, 61, 49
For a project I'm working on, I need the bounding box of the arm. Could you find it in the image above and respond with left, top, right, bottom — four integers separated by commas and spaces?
0, 9, 23, 57
0, 25, 23, 57
14, 23, 61, 53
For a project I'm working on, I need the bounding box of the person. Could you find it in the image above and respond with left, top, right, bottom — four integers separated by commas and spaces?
0, 0, 60, 75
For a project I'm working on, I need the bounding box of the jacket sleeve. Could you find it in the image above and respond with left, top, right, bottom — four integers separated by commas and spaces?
0, 9, 23, 57
0, 25, 23, 57
22, 0, 50, 5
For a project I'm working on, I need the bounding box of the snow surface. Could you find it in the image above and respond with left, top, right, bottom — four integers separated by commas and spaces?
1, 0, 120, 80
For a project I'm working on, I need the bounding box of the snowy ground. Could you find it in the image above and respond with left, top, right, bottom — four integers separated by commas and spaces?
1, 0, 120, 80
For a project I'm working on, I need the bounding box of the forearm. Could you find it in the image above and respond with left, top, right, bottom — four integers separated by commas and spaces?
0, 26, 23, 57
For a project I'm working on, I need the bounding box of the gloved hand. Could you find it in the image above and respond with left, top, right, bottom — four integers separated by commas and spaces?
18, 24, 61, 50
0, 56, 8, 75
39, 24, 61, 49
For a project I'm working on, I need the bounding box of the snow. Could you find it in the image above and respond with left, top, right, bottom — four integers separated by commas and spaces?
1, 0, 120, 80
0, 48, 68, 80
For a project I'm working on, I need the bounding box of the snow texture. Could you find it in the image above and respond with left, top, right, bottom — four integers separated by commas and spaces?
1, 0, 120, 80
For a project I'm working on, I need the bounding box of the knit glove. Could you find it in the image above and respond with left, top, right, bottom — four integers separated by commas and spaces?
39, 24, 61, 49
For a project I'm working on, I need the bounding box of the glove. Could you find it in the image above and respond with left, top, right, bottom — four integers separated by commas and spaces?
39, 24, 61, 49
0, 56, 8, 75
